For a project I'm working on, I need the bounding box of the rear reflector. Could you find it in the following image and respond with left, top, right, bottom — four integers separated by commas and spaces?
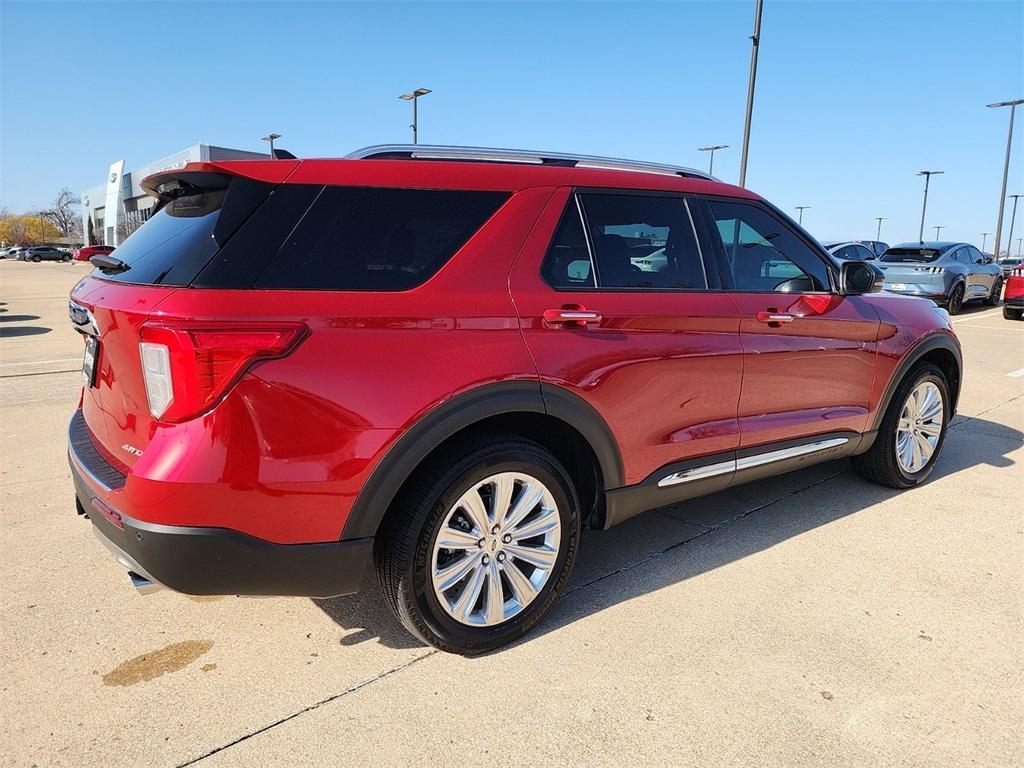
139, 322, 306, 422
140, 342, 173, 419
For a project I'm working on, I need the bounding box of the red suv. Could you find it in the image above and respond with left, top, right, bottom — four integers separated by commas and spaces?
1004, 266, 1024, 320
68, 145, 962, 653
74, 244, 115, 262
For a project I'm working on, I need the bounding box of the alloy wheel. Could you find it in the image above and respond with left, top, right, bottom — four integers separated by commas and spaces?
896, 381, 944, 474
430, 472, 560, 627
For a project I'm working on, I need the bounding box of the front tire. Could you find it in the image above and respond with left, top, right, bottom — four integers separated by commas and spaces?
983, 277, 1002, 306
852, 363, 950, 489
375, 434, 581, 654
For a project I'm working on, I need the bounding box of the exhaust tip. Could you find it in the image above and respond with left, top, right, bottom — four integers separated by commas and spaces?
128, 571, 163, 595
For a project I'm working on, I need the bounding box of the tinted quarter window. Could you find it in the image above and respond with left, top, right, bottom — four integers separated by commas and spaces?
541, 200, 595, 288
96, 177, 275, 286
578, 193, 706, 289
706, 199, 829, 292
256, 188, 508, 291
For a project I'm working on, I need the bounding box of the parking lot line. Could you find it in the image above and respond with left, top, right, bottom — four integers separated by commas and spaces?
1008, 368, 1024, 378
952, 309, 1004, 324
0, 357, 81, 368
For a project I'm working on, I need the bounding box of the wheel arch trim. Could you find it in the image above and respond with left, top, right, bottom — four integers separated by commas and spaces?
870, 332, 962, 433
339, 381, 623, 540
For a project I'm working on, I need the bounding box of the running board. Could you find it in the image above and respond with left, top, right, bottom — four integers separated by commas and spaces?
658, 437, 850, 488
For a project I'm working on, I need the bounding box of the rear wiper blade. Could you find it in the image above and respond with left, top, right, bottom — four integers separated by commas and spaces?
90, 253, 130, 273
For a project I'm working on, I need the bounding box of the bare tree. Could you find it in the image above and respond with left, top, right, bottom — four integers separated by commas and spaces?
39, 188, 82, 237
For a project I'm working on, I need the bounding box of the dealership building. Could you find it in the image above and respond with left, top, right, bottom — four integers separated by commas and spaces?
81, 143, 268, 246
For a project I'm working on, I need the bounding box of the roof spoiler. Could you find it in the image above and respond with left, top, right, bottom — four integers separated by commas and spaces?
141, 160, 300, 202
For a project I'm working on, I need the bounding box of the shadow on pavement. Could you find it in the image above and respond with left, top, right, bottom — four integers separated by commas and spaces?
0, 314, 41, 323
0, 325, 51, 337
314, 416, 1020, 651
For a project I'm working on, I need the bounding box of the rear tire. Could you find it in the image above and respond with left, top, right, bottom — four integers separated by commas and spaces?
374, 433, 581, 654
945, 283, 964, 315
1005, 306, 1023, 321
852, 363, 950, 489
983, 277, 1002, 306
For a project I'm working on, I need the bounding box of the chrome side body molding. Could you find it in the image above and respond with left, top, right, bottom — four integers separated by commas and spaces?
657, 437, 850, 488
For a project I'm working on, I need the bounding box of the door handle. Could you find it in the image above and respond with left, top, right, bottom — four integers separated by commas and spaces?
756, 311, 795, 326
543, 307, 603, 328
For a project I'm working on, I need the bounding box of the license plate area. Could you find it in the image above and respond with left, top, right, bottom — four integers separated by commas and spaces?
82, 336, 99, 387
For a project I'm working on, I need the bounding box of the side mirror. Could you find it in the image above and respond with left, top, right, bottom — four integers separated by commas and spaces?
839, 260, 883, 295
983, 257, 994, 264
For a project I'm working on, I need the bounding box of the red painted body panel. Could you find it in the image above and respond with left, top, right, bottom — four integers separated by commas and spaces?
71, 185, 552, 543
509, 188, 743, 485
727, 292, 880, 446
1004, 272, 1024, 301
69, 156, 959, 549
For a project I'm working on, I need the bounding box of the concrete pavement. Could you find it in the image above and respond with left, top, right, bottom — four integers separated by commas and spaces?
1, 260, 1020, 767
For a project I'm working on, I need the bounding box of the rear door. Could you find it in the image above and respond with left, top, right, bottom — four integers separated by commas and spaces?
510, 188, 743, 487
692, 197, 880, 448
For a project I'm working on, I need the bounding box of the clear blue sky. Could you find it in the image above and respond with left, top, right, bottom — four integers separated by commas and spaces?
1, 1, 1022, 249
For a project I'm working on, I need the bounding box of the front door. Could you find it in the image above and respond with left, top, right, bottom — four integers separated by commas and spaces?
692, 197, 880, 449
509, 188, 743, 487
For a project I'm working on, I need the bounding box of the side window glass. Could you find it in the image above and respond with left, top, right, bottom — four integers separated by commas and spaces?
578, 193, 706, 289
855, 246, 873, 260
834, 246, 854, 260
541, 201, 595, 288
969, 246, 984, 264
706, 200, 830, 292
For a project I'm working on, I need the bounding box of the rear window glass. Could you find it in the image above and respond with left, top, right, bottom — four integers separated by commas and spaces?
94, 177, 274, 286
881, 247, 944, 262
254, 187, 507, 290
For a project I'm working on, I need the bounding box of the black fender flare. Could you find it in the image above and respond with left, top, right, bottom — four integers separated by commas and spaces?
340, 381, 623, 540
870, 332, 962, 433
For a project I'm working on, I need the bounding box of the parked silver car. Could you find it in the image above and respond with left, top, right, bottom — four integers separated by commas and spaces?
823, 241, 878, 261
877, 242, 1002, 315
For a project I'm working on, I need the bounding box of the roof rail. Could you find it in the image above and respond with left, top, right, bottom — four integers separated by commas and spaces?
346, 144, 718, 181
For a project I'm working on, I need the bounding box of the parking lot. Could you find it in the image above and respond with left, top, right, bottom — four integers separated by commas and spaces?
0, 259, 1020, 767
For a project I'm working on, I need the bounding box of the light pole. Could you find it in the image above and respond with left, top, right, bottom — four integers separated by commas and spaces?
987, 98, 1023, 261
738, 0, 763, 188
917, 170, 943, 242
1017, 237, 1023, 257
698, 144, 728, 175
260, 132, 281, 158
875, 217, 886, 241
795, 206, 810, 226
933, 225, 945, 240
980, 232, 991, 252
399, 88, 432, 144
1005, 194, 1021, 260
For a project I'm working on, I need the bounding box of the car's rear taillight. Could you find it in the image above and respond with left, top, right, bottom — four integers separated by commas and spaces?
914, 266, 945, 274
138, 322, 306, 422
1013, 268, 1024, 278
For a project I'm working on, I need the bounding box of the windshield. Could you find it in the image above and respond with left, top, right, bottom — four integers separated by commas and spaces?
881, 247, 944, 263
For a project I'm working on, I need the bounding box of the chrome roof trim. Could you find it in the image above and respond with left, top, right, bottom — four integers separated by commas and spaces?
346, 144, 718, 181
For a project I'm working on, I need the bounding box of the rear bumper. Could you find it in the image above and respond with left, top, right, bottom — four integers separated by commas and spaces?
1005, 295, 1024, 308
70, 452, 373, 598
883, 284, 946, 301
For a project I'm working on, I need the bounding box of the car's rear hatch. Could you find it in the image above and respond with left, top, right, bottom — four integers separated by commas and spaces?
70, 160, 298, 469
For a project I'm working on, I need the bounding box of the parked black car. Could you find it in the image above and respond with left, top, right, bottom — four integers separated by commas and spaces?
18, 246, 72, 262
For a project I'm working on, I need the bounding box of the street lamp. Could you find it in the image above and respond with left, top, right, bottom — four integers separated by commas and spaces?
987, 98, 1023, 260
933, 225, 945, 240
980, 232, 991, 252
738, 0, 763, 188
795, 206, 810, 226
916, 170, 943, 242
399, 88, 432, 144
260, 133, 282, 158
875, 217, 886, 241
1017, 237, 1023, 257
698, 144, 728, 175
1005, 194, 1022, 260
